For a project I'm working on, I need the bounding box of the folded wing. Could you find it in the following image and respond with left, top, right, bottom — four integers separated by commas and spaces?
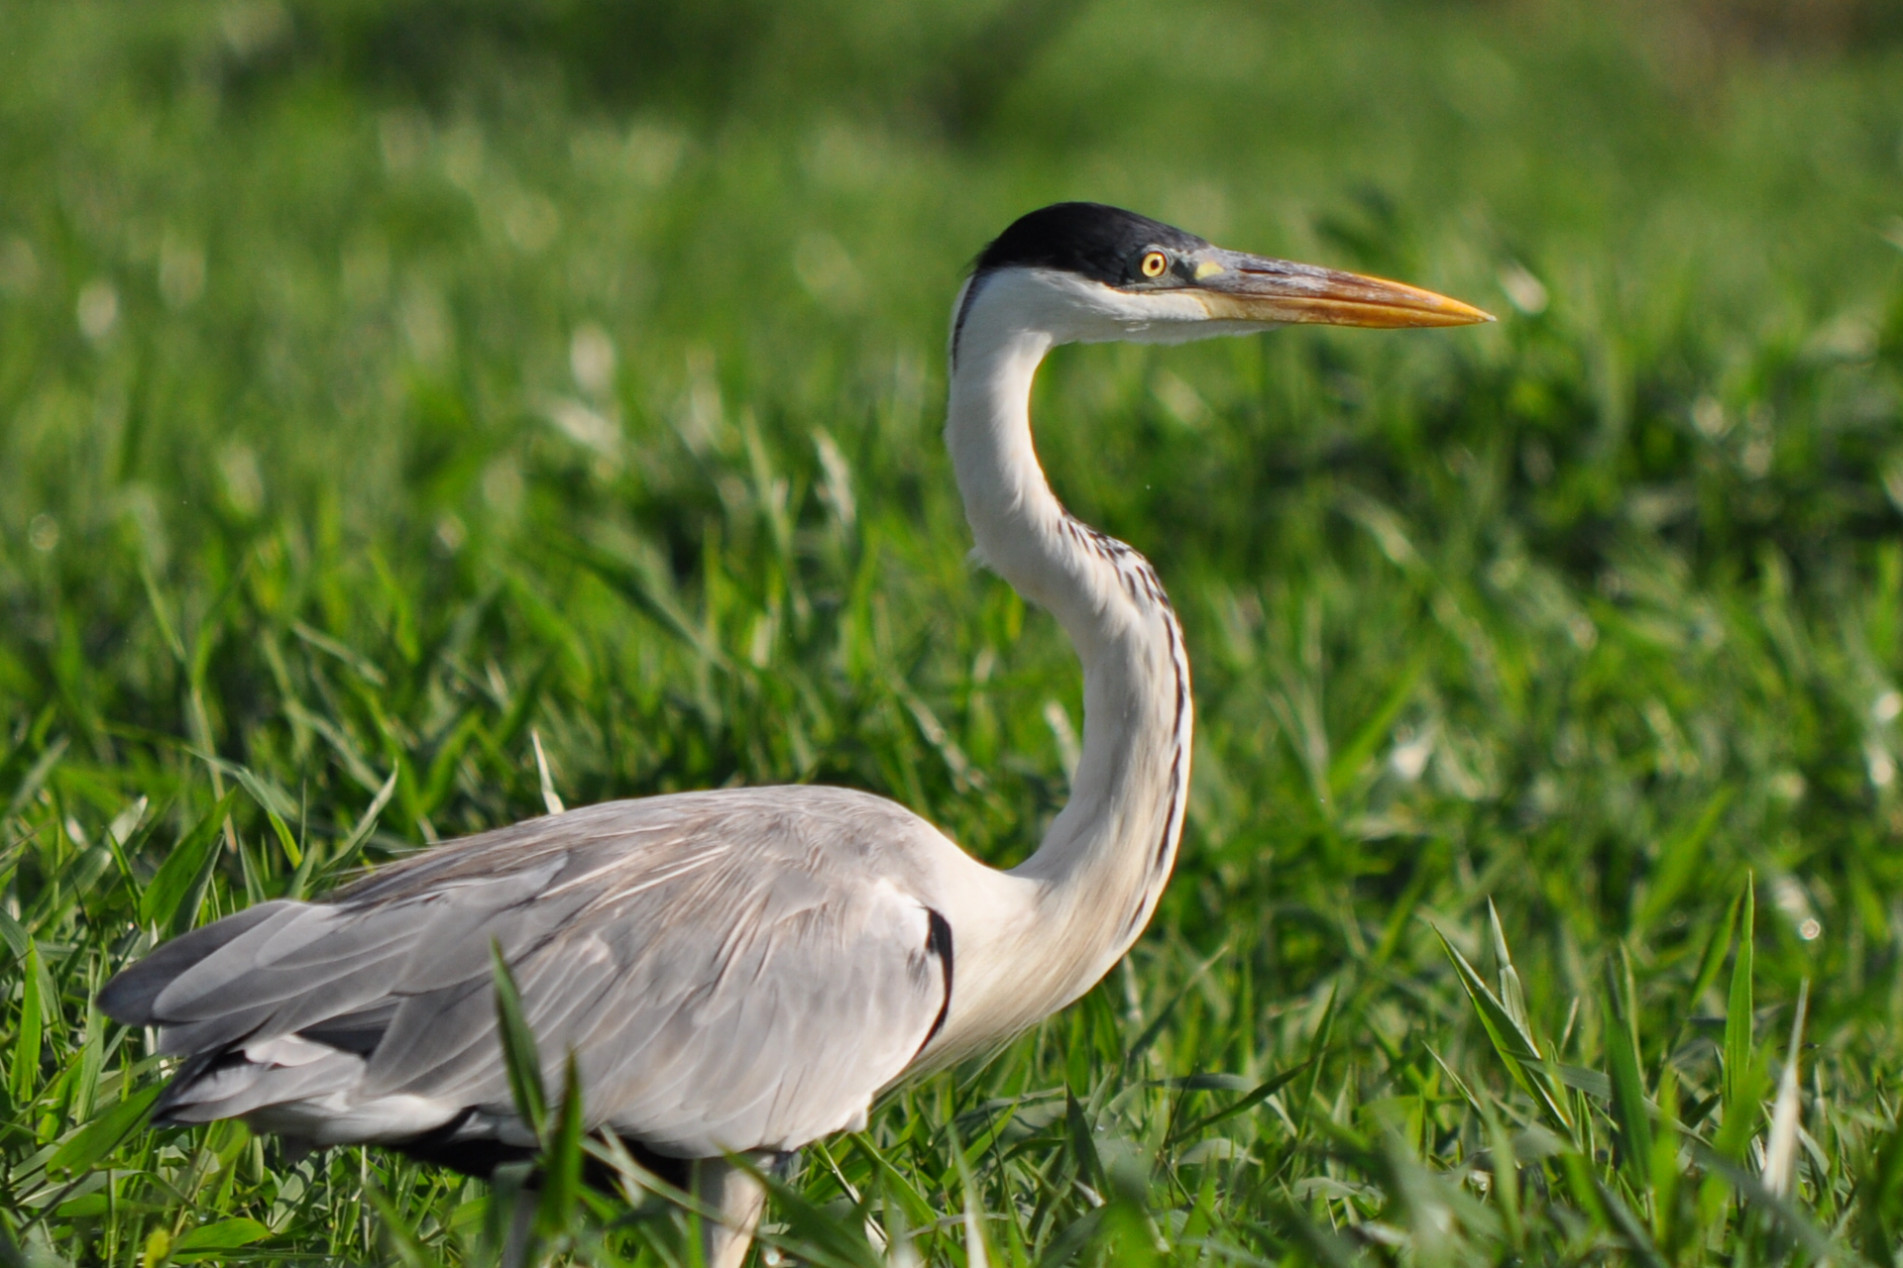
100, 787, 955, 1158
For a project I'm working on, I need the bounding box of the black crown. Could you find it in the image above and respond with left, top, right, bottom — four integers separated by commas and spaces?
973, 203, 1208, 286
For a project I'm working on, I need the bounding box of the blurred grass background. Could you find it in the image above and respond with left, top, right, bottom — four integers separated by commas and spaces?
2, 0, 1903, 1262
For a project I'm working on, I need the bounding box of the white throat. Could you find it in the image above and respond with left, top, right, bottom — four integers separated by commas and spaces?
938, 267, 1194, 1035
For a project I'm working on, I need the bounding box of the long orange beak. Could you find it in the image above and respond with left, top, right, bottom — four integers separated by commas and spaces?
1183, 249, 1494, 329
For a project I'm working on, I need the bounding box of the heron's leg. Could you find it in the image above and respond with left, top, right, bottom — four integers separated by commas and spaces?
690, 1156, 770, 1268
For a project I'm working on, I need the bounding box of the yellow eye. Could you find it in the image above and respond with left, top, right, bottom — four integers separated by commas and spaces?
1139, 251, 1168, 279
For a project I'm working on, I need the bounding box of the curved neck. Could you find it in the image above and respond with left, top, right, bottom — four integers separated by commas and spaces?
943, 276, 1193, 1025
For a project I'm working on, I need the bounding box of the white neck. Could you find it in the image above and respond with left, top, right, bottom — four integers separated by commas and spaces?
939, 270, 1193, 1035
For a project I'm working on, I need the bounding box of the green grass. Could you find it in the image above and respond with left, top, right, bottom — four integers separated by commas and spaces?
3, 0, 1903, 1262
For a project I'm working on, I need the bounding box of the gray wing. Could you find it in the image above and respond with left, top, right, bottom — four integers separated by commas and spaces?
100, 786, 956, 1157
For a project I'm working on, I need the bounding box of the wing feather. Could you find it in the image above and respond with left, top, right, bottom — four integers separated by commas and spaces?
97, 900, 295, 1024
104, 787, 957, 1157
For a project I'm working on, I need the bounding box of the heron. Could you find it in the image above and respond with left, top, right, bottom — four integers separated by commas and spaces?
100, 202, 1489, 1266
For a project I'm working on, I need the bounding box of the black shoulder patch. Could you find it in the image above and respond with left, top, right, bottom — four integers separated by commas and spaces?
919, 908, 955, 1051
973, 203, 1208, 286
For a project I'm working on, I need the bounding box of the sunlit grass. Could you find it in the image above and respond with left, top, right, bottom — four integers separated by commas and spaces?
2, 0, 1903, 1263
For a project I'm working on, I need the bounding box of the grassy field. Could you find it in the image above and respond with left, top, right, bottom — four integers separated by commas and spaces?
3, 0, 1903, 1263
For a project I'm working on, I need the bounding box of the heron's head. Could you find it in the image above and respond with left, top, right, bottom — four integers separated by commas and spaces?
953, 202, 1491, 360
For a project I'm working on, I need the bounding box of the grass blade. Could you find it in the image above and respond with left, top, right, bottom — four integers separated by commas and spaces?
491, 941, 546, 1137
1436, 925, 1573, 1134
328, 768, 399, 876
1663, 883, 1742, 1064
1166, 1061, 1312, 1145
362, 1185, 431, 1268
1722, 875, 1757, 1122
45, 1085, 160, 1177
1124, 942, 1228, 1071
1592, 1176, 1669, 1268
1761, 979, 1808, 1198
531, 729, 566, 816
1326, 651, 1426, 797
537, 1052, 586, 1240
1633, 788, 1732, 935
140, 788, 240, 933
1854, 1108, 1903, 1264
10, 941, 44, 1107
1603, 946, 1652, 1178
171, 1216, 269, 1260
947, 1115, 991, 1268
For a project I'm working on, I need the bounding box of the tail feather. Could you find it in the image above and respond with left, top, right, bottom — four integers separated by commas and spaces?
98, 901, 300, 1025
155, 1035, 364, 1124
